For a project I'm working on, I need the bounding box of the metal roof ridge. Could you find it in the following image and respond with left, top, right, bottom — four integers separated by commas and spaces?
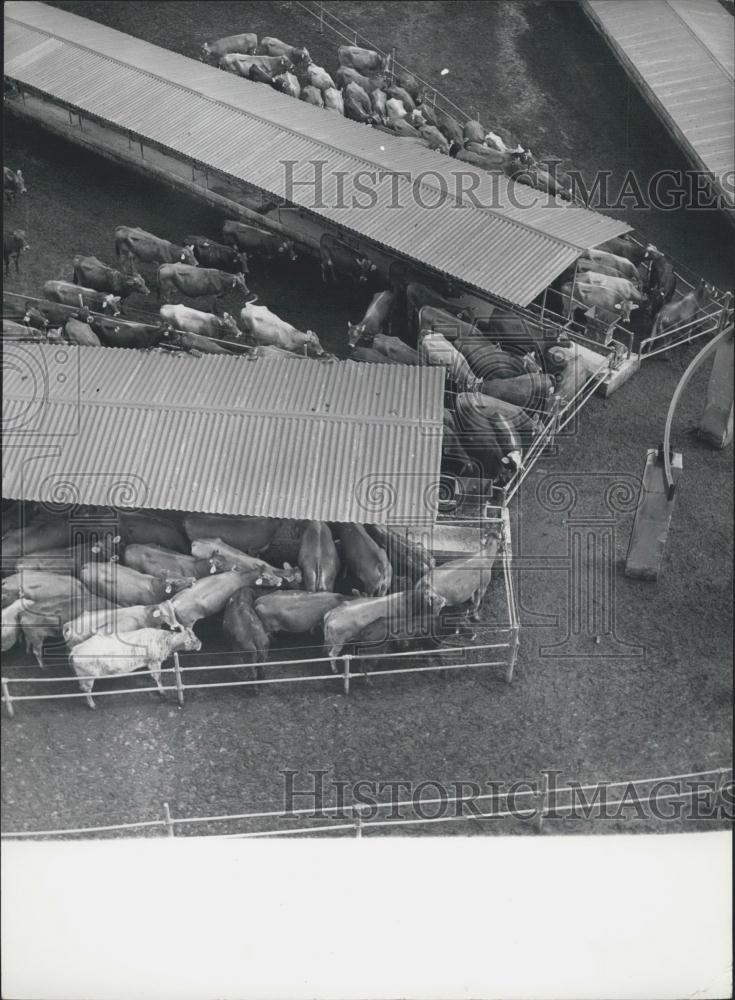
4, 9, 600, 254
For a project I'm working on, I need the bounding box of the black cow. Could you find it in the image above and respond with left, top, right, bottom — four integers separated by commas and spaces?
644, 245, 676, 303
3, 296, 48, 329
90, 315, 166, 349
72, 256, 150, 299
184, 235, 249, 274
4, 230, 30, 275
320, 234, 378, 285
222, 220, 297, 265
31, 300, 92, 328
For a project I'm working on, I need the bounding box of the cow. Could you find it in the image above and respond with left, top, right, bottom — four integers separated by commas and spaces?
300, 85, 325, 107
2, 520, 80, 561
2, 569, 87, 607
222, 587, 270, 680
80, 561, 194, 607
301, 63, 335, 91
158, 263, 249, 306
297, 521, 340, 592
219, 53, 292, 77
190, 538, 300, 586
255, 590, 349, 637
323, 87, 345, 114
183, 514, 281, 555
464, 142, 529, 173
3, 295, 47, 328
239, 302, 325, 355
42, 281, 121, 315
441, 411, 476, 477
29, 299, 92, 328
644, 245, 676, 303
577, 271, 644, 304
560, 281, 639, 324
404, 283, 472, 336
337, 45, 387, 75
222, 220, 297, 265
169, 569, 265, 627
419, 332, 481, 391
454, 393, 540, 478
599, 236, 647, 265
343, 82, 377, 124
581, 247, 640, 284
3, 230, 30, 276
335, 66, 385, 93
260, 36, 310, 65
576, 257, 640, 285
372, 334, 419, 365
159, 303, 240, 343
123, 543, 213, 580
320, 234, 378, 286
273, 71, 301, 98
323, 591, 408, 672
13, 537, 117, 578
4, 167, 26, 205
386, 85, 415, 113
249, 64, 276, 86
72, 256, 150, 299
394, 70, 421, 102
370, 88, 388, 122
201, 33, 258, 62
114, 226, 197, 274
420, 125, 451, 154
70, 627, 201, 708
479, 373, 554, 413
347, 290, 394, 347
16, 588, 117, 667
178, 236, 248, 275
385, 97, 408, 124
651, 279, 709, 341
436, 111, 464, 147
366, 525, 435, 584
62, 600, 181, 649
1, 598, 31, 653
391, 118, 421, 138
334, 524, 392, 597
90, 315, 165, 349
463, 120, 486, 144
415, 534, 500, 620
115, 512, 189, 552
544, 342, 606, 404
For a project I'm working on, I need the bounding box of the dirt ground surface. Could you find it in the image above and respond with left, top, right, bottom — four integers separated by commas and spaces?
2, 1, 732, 838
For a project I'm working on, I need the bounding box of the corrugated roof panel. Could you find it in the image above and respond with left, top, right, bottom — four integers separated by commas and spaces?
584, 0, 735, 203
4, 2, 632, 308
3, 347, 445, 524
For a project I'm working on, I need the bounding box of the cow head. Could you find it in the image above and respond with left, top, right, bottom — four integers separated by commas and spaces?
278, 562, 303, 587
14, 171, 27, 195
347, 321, 366, 348
254, 569, 283, 589
13, 230, 30, 253
200, 42, 212, 62
179, 628, 202, 652
102, 294, 122, 316
23, 305, 47, 329
613, 301, 638, 322
219, 312, 241, 338
304, 330, 325, 356
644, 243, 660, 260
293, 47, 310, 65
131, 274, 150, 296
180, 246, 198, 266
278, 239, 297, 262
235, 251, 250, 274
231, 272, 249, 296
357, 257, 378, 283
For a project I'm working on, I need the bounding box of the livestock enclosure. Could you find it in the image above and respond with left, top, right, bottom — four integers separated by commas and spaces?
1, 0, 732, 860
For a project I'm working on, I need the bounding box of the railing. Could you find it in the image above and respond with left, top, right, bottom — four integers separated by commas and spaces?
1, 509, 520, 717
2, 766, 729, 840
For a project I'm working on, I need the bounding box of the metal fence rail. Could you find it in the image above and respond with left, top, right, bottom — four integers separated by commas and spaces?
2, 766, 729, 840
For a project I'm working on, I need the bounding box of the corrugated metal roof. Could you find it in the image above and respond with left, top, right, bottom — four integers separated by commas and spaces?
3, 346, 445, 525
583, 0, 734, 209
3, 1, 631, 307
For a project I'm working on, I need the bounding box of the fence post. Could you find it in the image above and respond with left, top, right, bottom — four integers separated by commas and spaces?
536, 772, 549, 832
173, 652, 185, 707
506, 627, 520, 684
163, 802, 175, 837
354, 806, 364, 838
1, 680, 14, 719
342, 654, 351, 695
319, 2, 324, 34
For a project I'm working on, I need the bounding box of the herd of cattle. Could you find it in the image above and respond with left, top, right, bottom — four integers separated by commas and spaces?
201, 32, 572, 201
2, 505, 501, 706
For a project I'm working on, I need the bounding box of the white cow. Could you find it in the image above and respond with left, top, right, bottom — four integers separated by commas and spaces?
239, 302, 325, 355
69, 627, 201, 708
